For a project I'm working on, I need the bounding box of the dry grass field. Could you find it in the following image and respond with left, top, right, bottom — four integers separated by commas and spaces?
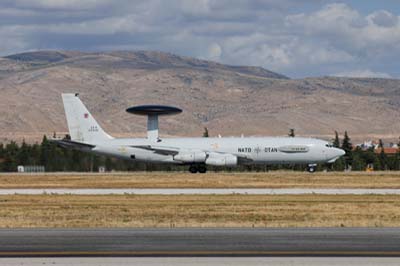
0, 171, 400, 188
1, 171, 399, 228
0, 194, 399, 228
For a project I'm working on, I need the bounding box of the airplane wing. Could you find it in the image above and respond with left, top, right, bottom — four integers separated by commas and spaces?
131, 145, 253, 163
131, 145, 180, 156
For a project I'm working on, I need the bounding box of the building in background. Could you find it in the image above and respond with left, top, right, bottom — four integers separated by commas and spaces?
17, 165, 45, 173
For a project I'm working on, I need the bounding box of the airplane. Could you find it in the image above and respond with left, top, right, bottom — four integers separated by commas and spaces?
52, 93, 345, 173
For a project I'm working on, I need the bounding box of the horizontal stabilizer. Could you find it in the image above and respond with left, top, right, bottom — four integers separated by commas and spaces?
49, 138, 95, 151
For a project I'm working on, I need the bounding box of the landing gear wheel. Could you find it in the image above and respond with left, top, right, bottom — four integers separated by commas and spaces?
198, 165, 207, 174
189, 165, 198, 173
307, 164, 317, 173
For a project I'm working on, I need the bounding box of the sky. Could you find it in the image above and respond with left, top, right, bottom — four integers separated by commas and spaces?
0, 0, 400, 78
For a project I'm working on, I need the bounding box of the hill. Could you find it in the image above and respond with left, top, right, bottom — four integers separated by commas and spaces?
0, 50, 399, 143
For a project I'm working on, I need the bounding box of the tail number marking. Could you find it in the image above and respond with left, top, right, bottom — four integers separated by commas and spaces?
89, 126, 99, 132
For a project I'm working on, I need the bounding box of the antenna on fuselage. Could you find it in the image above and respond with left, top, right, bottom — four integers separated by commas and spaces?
126, 105, 182, 142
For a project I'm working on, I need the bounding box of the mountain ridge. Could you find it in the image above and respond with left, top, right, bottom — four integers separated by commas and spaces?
0, 50, 399, 144
4, 50, 289, 80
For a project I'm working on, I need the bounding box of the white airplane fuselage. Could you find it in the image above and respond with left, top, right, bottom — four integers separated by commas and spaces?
92, 137, 344, 165
55, 93, 345, 172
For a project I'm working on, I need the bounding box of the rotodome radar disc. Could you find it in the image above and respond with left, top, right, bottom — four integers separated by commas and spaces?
126, 105, 182, 116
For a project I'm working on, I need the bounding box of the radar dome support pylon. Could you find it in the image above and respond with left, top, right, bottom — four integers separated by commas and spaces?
147, 114, 159, 141
126, 105, 182, 142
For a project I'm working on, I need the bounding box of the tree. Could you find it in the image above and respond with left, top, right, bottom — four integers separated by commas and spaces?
351, 147, 365, 171
0, 143, 4, 156
378, 139, 387, 170
40, 135, 65, 171
40, 135, 50, 168
332, 156, 345, 171
3, 141, 19, 171
333, 131, 340, 148
341, 131, 353, 153
378, 139, 384, 149
203, 127, 209, 138
17, 140, 31, 165
0, 143, 4, 171
105, 157, 113, 171
288, 128, 295, 137
361, 148, 377, 166
0, 143, 6, 172
341, 131, 353, 170
387, 154, 399, 170
30, 143, 41, 165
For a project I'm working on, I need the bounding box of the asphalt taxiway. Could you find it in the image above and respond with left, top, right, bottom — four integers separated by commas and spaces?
2, 258, 400, 265
1, 228, 400, 257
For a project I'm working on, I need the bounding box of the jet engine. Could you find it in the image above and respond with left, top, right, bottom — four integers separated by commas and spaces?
173, 152, 207, 163
205, 153, 237, 166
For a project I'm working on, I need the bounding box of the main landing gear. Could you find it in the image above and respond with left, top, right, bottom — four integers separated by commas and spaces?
189, 164, 207, 174
307, 164, 317, 173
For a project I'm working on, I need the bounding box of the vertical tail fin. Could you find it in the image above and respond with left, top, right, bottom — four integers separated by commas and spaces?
62, 93, 113, 143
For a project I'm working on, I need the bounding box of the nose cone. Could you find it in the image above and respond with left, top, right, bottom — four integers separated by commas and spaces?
337, 148, 346, 156
326, 148, 346, 163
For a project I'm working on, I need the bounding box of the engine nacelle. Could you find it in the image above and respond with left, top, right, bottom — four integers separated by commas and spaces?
205, 153, 238, 166
173, 152, 207, 163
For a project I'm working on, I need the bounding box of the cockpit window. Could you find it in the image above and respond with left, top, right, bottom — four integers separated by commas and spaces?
325, 144, 334, 148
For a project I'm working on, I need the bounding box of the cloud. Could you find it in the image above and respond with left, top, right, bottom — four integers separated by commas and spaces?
369, 10, 398, 27
333, 69, 392, 78
285, 4, 400, 53
45, 15, 151, 35
0, 7, 38, 17
206, 43, 222, 61
13, 0, 113, 10
283, 3, 400, 76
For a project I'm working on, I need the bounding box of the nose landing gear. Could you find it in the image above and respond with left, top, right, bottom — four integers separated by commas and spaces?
307, 164, 317, 173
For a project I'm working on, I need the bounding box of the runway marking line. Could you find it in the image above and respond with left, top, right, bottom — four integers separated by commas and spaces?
0, 251, 400, 256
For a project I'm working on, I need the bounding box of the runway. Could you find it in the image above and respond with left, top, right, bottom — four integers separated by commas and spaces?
1, 188, 400, 195
2, 258, 400, 265
1, 228, 400, 257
